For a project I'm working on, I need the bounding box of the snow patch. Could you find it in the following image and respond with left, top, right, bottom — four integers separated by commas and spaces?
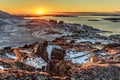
6, 52, 17, 59
48, 34, 62, 38
75, 38, 115, 44
19, 49, 33, 54
63, 31, 73, 36
25, 57, 47, 68
0, 66, 4, 70
65, 50, 90, 64
66, 40, 71, 43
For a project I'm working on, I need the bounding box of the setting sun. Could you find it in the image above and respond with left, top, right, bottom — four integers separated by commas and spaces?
37, 10, 44, 15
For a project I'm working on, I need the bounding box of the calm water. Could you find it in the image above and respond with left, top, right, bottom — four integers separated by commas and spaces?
26, 16, 120, 36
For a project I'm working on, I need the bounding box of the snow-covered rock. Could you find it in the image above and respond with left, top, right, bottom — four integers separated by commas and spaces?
0, 66, 4, 70
5, 52, 17, 59
65, 50, 90, 64
24, 57, 47, 68
0, 10, 12, 19
75, 38, 115, 44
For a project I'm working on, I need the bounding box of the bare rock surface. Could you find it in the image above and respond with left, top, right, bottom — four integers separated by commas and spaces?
51, 48, 66, 60
0, 69, 54, 80
73, 64, 120, 80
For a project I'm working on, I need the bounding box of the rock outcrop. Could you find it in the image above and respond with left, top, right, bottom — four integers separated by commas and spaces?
104, 43, 120, 54
47, 60, 74, 77
13, 48, 24, 62
0, 10, 12, 19
35, 41, 49, 62
51, 48, 66, 60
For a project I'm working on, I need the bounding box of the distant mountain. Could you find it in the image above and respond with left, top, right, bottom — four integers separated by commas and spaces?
0, 10, 12, 19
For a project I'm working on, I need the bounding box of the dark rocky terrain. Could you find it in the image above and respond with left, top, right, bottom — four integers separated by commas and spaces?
0, 10, 120, 80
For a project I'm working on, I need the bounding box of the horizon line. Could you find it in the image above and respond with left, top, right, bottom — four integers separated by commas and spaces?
0, 10, 119, 15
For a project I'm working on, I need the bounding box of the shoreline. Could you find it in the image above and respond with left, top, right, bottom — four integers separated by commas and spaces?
25, 15, 120, 34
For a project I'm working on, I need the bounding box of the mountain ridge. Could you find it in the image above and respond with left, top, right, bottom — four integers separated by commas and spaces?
0, 10, 13, 19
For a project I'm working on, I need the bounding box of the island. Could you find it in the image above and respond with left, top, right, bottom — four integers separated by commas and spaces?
103, 18, 120, 22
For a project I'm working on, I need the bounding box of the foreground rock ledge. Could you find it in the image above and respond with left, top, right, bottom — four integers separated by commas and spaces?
0, 63, 120, 80
0, 39, 120, 79
0, 69, 54, 80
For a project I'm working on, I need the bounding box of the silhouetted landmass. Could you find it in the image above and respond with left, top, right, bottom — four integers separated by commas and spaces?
88, 19, 101, 21
15, 12, 120, 17
103, 18, 120, 22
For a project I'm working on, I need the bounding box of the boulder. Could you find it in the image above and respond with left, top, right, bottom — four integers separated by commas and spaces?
70, 40, 75, 44
51, 48, 66, 60
49, 20, 57, 25
35, 41, 49, 62
59, 21, 64, 24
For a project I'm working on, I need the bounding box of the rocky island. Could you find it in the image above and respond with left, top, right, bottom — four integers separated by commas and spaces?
103, 18, 120, 22
0, 11, 120, 80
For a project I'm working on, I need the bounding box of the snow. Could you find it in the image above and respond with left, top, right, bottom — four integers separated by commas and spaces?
32, 30, 62, 41
0, 66, 4, 70
75, 38, 115, 44
0, 19, 38, 49
66, 40, 71, 43
25, 57, 47, 68
47, 34, 62, 37
63, 31, 73, 36
6, 52, 17, 59
65, 50, 90, 64
92, 45, 102, 50
3, 19, 14, 24
19, 49, 33, 54
116, 53, 120, 56
47, 45, 61, 60
0, 10, 11, 19
32, 31, 43, 38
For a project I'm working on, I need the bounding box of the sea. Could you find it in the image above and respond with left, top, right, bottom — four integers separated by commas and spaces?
26, 16, 120, 36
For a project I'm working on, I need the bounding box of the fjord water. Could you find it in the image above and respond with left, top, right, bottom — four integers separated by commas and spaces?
39, 16, 120, 36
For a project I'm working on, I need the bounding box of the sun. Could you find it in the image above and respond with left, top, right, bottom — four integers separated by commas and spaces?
37, 10, 44, 15
34, 8, 47, 15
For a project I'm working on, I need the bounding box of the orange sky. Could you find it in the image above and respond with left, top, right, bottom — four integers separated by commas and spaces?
0, 0, 120, 14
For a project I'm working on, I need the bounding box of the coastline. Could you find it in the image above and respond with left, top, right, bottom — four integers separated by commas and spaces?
25, 15, 120, 35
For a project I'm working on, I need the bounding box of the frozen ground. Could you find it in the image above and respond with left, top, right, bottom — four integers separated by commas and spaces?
0, 18, 44, 49
24, 57, 47, 68
65, 50, 90, 64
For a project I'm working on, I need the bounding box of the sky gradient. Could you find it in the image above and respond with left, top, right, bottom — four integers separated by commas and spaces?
0, 0, 120, 14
